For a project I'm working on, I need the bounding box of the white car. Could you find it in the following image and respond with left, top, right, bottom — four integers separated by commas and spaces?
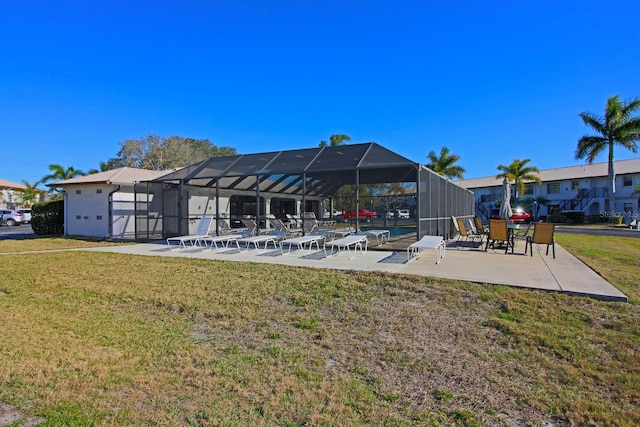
17, 209, 32, 223
387, 209, 410, 219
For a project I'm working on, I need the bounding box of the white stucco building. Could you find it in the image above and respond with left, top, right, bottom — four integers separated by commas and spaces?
456, 158, 640, 223
0, 179, 28, 209
51, 168, 170, 239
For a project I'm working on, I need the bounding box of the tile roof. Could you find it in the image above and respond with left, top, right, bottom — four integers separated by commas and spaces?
0, 179, 27, 190
50, 167, 171, 187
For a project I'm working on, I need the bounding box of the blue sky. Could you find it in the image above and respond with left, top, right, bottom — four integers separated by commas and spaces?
2, 0, 639, 186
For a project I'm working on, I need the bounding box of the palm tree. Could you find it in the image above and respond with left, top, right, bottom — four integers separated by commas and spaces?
15, 180, 44, 207
496, 158, 541, 200
426, 146, 465, 180
87, 161, 111, 175
41, 164, 86, 192
319, 134, 351, 148
576, 95, 640, 213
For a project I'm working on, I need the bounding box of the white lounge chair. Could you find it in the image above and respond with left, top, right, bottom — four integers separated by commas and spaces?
407, 235, 445, 264
197, 233, 245, 252
323, 235, 368, 259
166, 216, 214, 249
237, 231, 286, 253
268, 216, 303, 238
363, 229, 390, 246
279, 233, 325, 255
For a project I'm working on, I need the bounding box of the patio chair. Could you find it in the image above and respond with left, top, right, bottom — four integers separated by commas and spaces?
279, 233, 326, 255
323, 234, 368, 259
485, 219, 513, 254
466, 218, 485, 242
525, 222, 555, 258
456, 218, 482, 248
166, 216, 214, 249
512, 221, 534, 250
474, 216, 488, 234
286, 214, 301, 227
451, 215, 460, 239
237, 231, 286, 253
198, 233, 245, 252
268, 216, 303, 238
217, 218, 250, 236
407, 235, 445, 264
240, 218, 258, 236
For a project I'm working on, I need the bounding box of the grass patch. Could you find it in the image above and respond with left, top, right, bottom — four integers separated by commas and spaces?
0, 234, 638, 425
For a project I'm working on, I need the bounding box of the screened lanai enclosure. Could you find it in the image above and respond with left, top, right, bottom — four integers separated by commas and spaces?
134, 143, 474, 242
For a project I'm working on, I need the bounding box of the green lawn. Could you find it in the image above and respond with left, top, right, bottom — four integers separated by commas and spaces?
0, 234, 638, 426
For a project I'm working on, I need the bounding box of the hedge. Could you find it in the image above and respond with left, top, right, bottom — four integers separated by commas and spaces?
31, 200, 64, 235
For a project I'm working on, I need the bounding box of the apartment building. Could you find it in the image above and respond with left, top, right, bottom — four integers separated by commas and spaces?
456, 158, 640, 223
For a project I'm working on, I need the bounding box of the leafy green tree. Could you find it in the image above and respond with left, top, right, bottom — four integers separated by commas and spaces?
426, 146, 465, 180
110, 135, 237, 170
576, 95, 640, 213
496, 158, 541, 199
319, 134, 351, 148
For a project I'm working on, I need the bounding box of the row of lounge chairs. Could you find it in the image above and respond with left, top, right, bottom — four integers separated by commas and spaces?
166, 215, 371, 259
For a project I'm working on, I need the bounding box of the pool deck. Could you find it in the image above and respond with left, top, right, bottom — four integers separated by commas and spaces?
83, 236, 628, 302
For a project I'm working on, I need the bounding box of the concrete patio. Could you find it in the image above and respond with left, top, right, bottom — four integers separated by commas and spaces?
82, 237, 628, 302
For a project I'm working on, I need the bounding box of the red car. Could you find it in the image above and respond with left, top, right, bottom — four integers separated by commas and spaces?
490, 207, 532, 222
338, 208, 377, 219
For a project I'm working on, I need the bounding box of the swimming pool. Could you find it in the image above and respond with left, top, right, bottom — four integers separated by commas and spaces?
359, 226, 416, 237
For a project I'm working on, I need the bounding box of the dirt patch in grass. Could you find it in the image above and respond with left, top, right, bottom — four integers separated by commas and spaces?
0, 236, 131, 253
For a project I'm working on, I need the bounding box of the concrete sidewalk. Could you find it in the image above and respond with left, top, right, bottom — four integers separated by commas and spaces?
83, 239, 628, 302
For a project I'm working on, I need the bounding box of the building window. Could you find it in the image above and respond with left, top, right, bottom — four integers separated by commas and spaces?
76, 215, 81, 220
96, 189, 102, 194
623, 176, 632, 187
547, 182, 560, 194
624, 203, 633, 213
96, 215, 102, 220
572, 180, 579, 190
523, 184, 533, 195
75, 190, 81, 195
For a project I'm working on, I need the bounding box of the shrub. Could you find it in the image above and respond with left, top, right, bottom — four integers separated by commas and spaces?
564, 211, 586, 224
31, 200, 64, 235
547, 211, 568, 223
612, 215, 624, 225
587, 214, 608, 224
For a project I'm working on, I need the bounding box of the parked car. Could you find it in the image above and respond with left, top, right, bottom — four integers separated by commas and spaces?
322, 209, 342, 219
338, 208, 377, 219
1, 209, 25, 226
386, 209, 410, 219
17, 208, 32, 223
489, 207, 532, 223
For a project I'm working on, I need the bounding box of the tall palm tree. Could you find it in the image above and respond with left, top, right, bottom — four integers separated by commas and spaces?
319, 134, 351, 148
41, 164, 86, 192
496, 158, 541, 199
426, 146, 465, 180
576, 95, 640, 213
